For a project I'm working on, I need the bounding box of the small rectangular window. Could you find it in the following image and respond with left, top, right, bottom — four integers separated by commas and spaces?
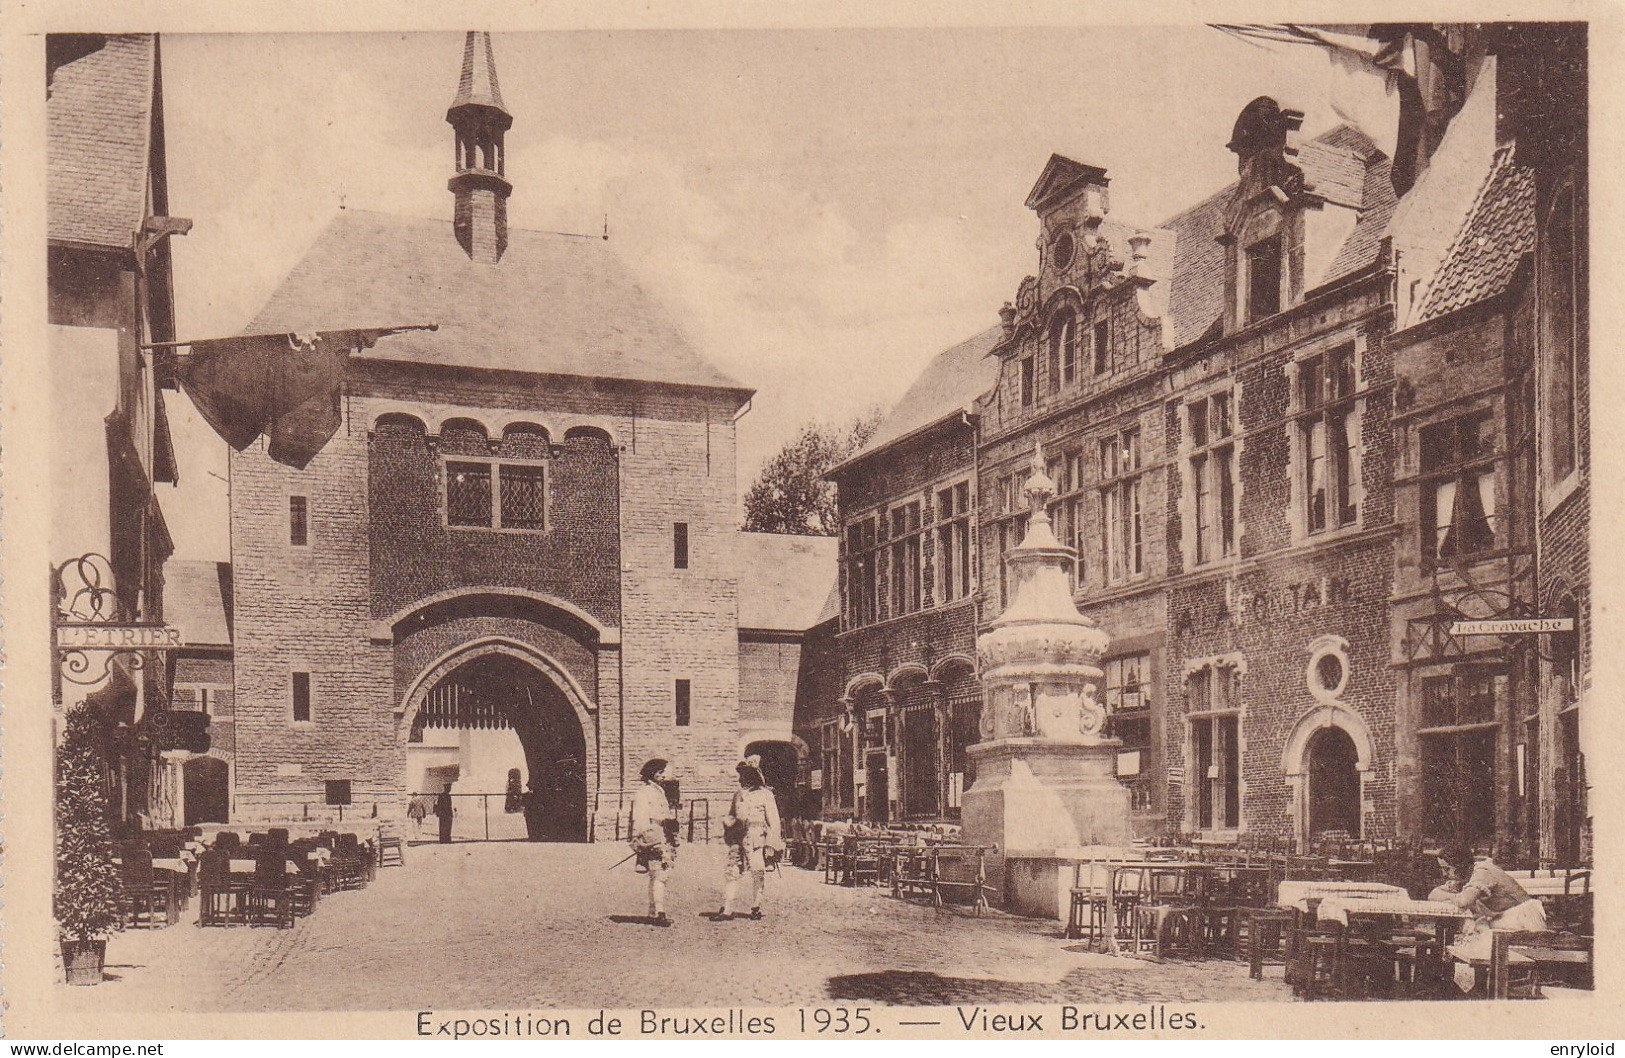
446, 462, 494, 527
1020, 356, 1035, 407
289, 495, 309, 546
673, 522, 689, 569
1093, 320, 1110, 375
674, 679, 691, 727
325, 780, 352, 806
292, 671, 312, 723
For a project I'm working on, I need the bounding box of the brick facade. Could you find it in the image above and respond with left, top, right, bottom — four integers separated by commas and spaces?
230, 363, 746, 835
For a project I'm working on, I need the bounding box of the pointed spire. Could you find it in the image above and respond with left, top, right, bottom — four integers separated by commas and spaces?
451, 31, 508, 114
446, 31, 512, 265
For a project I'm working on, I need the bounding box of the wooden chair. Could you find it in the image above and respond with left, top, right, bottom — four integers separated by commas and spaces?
1490, 930, 1593, 998
118, 846, 171, 928
1245, 908, 1295, 978
246, 852, 297, 929
197, 849, 243, 927
376, 822, 406, 868
1066, 861, 1114, 944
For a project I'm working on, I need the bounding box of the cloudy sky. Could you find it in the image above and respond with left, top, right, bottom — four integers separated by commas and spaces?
157, 27, 1392, 559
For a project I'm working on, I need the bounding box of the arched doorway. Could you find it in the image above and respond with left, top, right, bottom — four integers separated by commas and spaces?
407, 651, 589, 842
744, 740, 800, 826
183, 756, 229, 825
1307, 726, 1361, 840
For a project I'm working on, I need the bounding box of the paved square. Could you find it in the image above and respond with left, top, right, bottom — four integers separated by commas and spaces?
56, 842, 1291, 1011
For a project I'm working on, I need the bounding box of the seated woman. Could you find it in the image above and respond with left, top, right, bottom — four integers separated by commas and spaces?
1431, 843, 1546, 989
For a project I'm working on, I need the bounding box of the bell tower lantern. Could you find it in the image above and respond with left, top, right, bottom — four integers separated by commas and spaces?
447, 31, 513, 264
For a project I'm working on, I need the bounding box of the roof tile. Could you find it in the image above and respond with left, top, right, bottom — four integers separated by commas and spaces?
1419, 145, 1535, 321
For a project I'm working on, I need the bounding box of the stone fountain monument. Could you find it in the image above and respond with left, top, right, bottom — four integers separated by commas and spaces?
963, 445, 1131, 918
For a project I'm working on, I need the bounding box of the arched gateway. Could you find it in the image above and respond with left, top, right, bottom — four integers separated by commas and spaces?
398, 638, 596, 841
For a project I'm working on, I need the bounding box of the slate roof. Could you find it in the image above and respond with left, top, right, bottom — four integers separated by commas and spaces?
735, 532, 839, 633
1419, 145, 1535, 321
840, 324, 1004, 466
1158, 123, 1395, 350
165, 559, 233, 647
247, 209, 750, 397
48, 34, 156, 248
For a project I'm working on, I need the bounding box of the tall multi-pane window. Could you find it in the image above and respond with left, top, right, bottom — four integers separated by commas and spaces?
1246, 236, 1283, 322
1418, 670, 1498, 843
1020, 355, 1035, 407
1092, 319, 1110, 375
1099, 427, 1144, 583
1543, 186, 1579, 484
936, 482, 972, 603
844, 516, 880, 628
1188, 391, 1237, 564
1047, 449, 1087, 588
1187, 663, 1241, 831
889, 501, 923, 617
1049, 312, 1078, 391
1420, 411, 1496, 564
1297, 343, 1358, 535
1104, 652, 1152, 808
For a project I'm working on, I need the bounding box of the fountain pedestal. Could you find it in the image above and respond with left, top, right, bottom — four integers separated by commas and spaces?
961, 447, 1133, 919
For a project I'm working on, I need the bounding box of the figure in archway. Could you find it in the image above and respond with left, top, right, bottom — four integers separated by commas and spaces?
713, 756, 782, 922
504, 768, 524, 814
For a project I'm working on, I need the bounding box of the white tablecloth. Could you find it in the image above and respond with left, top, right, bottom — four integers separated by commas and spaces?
1315, 895, 1474, 928
1276, 880, 1405, 912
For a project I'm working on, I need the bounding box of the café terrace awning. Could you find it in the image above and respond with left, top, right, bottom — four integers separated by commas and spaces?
148, 323, 436, 469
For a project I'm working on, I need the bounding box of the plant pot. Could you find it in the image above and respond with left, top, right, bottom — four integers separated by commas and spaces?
60, 938, 106, 986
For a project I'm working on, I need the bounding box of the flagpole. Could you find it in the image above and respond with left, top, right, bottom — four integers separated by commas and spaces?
138, 322, 438, 351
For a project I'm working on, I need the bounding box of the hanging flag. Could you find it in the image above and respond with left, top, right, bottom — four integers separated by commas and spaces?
167, 324, 435, 469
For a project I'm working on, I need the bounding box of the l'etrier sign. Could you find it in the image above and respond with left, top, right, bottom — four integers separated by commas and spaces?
57, 624, 183, 649
1450, 618, 1575, 636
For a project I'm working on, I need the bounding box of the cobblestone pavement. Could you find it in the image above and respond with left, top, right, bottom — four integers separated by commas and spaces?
56, 842, 1292, 1011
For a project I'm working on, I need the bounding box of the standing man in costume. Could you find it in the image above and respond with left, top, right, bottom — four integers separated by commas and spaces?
630, 757, 680, 927
713, 755, 782, 921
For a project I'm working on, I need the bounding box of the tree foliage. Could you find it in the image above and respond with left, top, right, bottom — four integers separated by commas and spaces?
743, 407, 884, 535
55, 704, 123, 941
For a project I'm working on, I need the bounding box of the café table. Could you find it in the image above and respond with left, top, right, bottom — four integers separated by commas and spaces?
1277, 880, 1405, 915
1314, 895, 1473, 949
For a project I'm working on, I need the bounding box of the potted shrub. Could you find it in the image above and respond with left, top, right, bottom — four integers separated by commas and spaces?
55, 703, 124, 985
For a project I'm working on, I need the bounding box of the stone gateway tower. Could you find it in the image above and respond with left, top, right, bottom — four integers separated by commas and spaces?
227, 33, 753, 836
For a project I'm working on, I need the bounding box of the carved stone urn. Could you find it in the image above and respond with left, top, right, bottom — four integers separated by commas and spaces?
962, 445, 1132, 918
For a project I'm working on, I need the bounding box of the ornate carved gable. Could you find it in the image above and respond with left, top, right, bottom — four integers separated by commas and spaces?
1222, 97, 1309, 237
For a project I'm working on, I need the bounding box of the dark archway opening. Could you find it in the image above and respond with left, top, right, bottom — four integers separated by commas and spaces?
411, 653, 588, 842
1307, 726, 1361, 840
744, 740, 800, 825
183, 755, 230, 825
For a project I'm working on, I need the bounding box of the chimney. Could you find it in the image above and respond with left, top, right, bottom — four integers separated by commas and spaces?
446, 32, 513, 264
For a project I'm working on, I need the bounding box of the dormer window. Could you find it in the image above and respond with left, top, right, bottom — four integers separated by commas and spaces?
1246, 235, 1283, 323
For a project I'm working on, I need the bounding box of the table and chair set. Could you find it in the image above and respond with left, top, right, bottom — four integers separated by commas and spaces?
784, 821, 997, 914
113, 821, 403, 931
1062, 846, 1593, 1001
